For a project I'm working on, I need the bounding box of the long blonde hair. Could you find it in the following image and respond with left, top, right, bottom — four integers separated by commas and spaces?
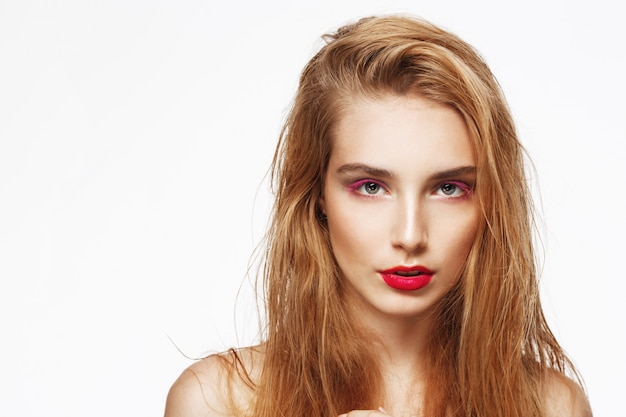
234, 15, 579, 417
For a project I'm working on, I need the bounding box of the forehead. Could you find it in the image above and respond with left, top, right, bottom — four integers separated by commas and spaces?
329, 95, 475, 171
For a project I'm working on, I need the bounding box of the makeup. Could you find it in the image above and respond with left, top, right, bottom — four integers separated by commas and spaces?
435, 180, 473, 199
347, 179, 387, 197
379, 265, 433, 291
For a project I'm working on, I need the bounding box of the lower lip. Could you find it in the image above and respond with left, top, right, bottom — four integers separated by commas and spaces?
380, 273, 433, 291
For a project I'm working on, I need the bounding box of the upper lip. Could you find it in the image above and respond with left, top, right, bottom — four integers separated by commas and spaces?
380, 265, 433, 276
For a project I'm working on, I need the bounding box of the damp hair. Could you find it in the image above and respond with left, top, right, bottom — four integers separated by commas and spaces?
224, 14, 582, 417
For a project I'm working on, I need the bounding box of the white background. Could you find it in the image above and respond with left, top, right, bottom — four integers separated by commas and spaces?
1, 1, 623, 416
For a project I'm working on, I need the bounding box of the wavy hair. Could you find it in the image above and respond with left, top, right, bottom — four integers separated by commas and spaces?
231, 15, 580, 417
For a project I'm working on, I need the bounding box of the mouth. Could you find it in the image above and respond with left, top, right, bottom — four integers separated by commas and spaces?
379, 265, 434, 291
395, 270, 425, 277
380, 265, 433, 276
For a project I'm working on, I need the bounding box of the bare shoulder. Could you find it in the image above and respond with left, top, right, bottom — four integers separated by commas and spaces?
164, 345, 265, 417
543, 370, 592, 417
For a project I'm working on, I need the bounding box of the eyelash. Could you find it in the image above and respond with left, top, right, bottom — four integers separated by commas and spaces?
435, 181, 473, 199
347, 179, 473, 199
347, 179, 387, 197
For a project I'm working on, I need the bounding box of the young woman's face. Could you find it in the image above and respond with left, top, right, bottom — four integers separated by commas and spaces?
321, 95, 479, 322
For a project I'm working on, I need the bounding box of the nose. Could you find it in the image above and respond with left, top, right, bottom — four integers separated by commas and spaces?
391, 197, 428, 253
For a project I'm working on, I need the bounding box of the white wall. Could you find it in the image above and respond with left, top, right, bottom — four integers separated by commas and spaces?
1, 1, 622, 416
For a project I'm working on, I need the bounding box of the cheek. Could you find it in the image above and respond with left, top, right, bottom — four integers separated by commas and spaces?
327, 211, 364, 253
435, 207, 480, 259
327, 222, 358, 274
325, 201, 383, 262
451, 211, 480, 260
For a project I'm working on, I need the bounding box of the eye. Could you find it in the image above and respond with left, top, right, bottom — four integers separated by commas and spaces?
348, 179, 387, 196
361, 181, 382, 195
440, 183, 459, 196
436, 182, 471, 198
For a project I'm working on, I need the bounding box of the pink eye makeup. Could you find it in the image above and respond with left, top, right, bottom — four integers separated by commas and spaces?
347, 179, 388, 197
434, 181, 473, 199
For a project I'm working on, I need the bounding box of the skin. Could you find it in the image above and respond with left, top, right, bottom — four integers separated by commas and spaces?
321, 95, 479, 415
163, 95, 592, 417
321, 94, 478, 330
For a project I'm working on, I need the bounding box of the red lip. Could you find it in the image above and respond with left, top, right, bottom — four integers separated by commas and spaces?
379, 265, 434, 291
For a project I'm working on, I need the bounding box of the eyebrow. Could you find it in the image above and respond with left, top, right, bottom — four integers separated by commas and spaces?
430, 165, 477, 181
336, 163, 396, 179
335, 163, 476, 181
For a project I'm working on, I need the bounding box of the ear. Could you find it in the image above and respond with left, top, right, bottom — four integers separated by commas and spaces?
317, 194, 327, 220
318, 195, 326, 215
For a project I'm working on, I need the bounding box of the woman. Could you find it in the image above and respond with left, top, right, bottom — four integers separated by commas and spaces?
164, 15, 591, 417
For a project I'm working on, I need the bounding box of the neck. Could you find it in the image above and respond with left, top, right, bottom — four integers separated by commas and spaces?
337, 303, 439, 416
370, 318, 432, 417
348, 303, 436, 376
377, 318, 433, 372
